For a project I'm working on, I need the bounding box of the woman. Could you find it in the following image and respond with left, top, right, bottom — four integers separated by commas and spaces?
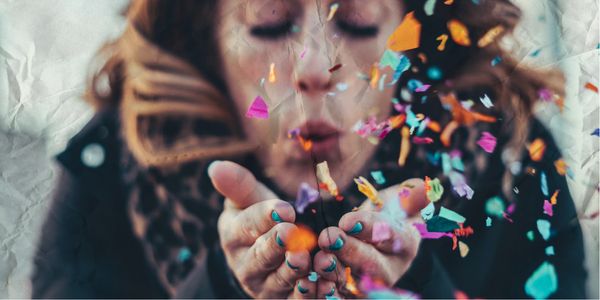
32, 0, 587, 298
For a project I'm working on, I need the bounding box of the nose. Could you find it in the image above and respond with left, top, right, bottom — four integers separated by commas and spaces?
294, 43, 335, 96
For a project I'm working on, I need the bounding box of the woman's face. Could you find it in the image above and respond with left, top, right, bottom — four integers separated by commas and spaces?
217, 0, 403, 197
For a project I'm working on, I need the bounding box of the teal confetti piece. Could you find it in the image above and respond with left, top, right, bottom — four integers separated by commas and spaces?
491, 56, 502, 66
527, 230, 535, 241
485, 196, 506, 218
439, 206, 466, 224
540, 172, 549, 196
451, 156, 465, 172
525, 261, 558, 299
424, 0, 437, 16
537, 219, 551, 240
486, 217, 492, 227
545, 246, 555, 256
530, 48, 542, 57
380, 50, 401, 70
441, 153, 452, 175
177, 247, 192, 262
370, 171, 386, 185
392, 55, 411, 83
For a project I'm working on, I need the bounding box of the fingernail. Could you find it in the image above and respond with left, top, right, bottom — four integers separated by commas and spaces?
308, 271, 318, 282
286, 259, 299, 271
326, 287, 335, 297
346, 222, 363, 235
276, 233, 285, 248
207, 160, 222, 178
322, 258, 337, 272
328, 237, 344, 251
297, 282, 309, 294
271, 210, 283, 223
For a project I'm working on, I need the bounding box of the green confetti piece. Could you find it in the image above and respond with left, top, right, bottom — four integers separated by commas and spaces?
485, 196, 505, 218
379, 50, 401, 70
525, 261, 558, 299
537, 219, 551, 240
427, 178, 444, 202
545, 246, 555, 256
527, 230, 535, 241
439, 206, 466, 224
486, 217, 492, 227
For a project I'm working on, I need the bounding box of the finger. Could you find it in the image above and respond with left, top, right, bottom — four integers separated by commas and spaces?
208, 160, 277, 209
288, 278, 316, 299
317, 279, 341, 299
241, 222, 297, 278
263, 250, 311, 296
338, 210, 406, 254
318, 227, 383, 277
397, 178, 428, 216
313, 251, 345, 287
222, 199, 295, 247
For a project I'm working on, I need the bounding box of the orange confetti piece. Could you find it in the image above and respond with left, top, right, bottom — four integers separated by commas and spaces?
585, 82, 599, 93
287, 225, 317, 252
440, 120, 459, 147
298, 136, 313, 151
345, 267, 361, 296
418, 53, 428, 63
268, 63, 276, 83
427, 121, 441, 132
436, 34, 449, 51
387, 11, 421, 51
555, 96, 565, 112
398, 126, 411, 166
439, 93, 496, 125
444, 0, 454, 4
528, 138, 546, 162
477, 25, 505, 48
447, 19, 471, 46
425, 176, 432, 193
369, 63, 380, 89
389, 114, 406, 129
554, 159, 568, 175
550, 190, 560, 205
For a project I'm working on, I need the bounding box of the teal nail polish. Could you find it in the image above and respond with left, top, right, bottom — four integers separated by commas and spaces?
346, 222, 363, 235
308, 272, 318, 282
271, 210, 283, 223
297, 282, 309, 294
326, 287, 335, 297
276, 233, 285, 247
328, 237, 344, 251
286, 259, 299, 271
322, 258, 337, 272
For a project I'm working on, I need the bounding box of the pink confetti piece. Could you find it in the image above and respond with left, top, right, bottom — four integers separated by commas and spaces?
245, 96, 269, 119
543, 200, 553, 217
477, 131, 497, 153
538, 88, 553, 102
453, 182, 474, 200
413, 223, 454, 239
392, 238, 403, 253
414, 84, 431, 92
372, 221, 391, 242
300, 46, 307, 59
412, 136, 434, 144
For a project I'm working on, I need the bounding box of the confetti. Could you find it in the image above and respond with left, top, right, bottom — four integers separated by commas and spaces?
491, 56, 502, 66
485, 217, 492, 227
477, 132, 497, 153
245, 96, 269, 119
525, 261, 558, 299
392, 55, 411, 83
584, 82, 598, 93
268, 63, 276, 83
550, 190, 559, 205
537, 219, 551, 240
387, 12, 421, 51
424, 0, 437, 16
526, 230, 535, 241
328, 63, 342, 73
372, 221, 392, 242
414, 223, 454, 239
436, 34, 449, 51
447, 19, 471, 46
412, 136, 434, 144
485, 196, 505, 218
543, 200, 553, 217
427, 216, 460, 232
345, 267, 360, 296
427, 66, 443, 80
287, 225, 317, 252
327, 3, 339, 21
379, 50, 401, 70
528, 138, 546, 162
454, 182, 474, 199
355, 176, 383, 207
538, 88, 553, 102
421, 202, 435, 221
592, 128, 600, 136
439, 206, 466, 223
545, 246, 555, 256
479, 94, 494, 108
336, 82, 348, 91
370, 171, 386, 185
316, 161, 342, 200
425, 176, 444, 202
540, 171, 550, 196
398, 126, 411, 166
369, 63, 380, 89
295, 183, 320, 213
458, 241, 469, 257
477, 25, 504, 48
554, 159, 568, 175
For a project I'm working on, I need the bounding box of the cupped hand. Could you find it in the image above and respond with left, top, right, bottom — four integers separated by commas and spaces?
210, 160, 317, 298
312, 179, 428, 297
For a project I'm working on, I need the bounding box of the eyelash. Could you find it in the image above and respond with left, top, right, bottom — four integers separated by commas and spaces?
249, 20, 379, 40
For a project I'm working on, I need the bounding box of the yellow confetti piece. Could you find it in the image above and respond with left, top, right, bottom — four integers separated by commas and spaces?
369, 63, 380, 89
327, 3, 339, 21
554, 159, 568, 175
447, 19, 471, 46
345, 267, 361, 296
387, 11, 421, 51
354, 176, 383, 207
444, 0, 454, 4
436, 34, 449, 51
477, 25, 505, 48
268, 63, 276, 83
550, 190, 560, 205
528, 138, 546, 162
316, 161, 340, 198
458, 241, 470, 257
398, 126, 411, 166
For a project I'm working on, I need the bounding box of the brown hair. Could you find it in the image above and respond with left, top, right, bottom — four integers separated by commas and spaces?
86, 0, 564, 194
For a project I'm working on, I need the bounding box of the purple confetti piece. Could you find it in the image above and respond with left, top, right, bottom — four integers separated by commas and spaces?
295, 183, 320, 213
245, 96, 269, 119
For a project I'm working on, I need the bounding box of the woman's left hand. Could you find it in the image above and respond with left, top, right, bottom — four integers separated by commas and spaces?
312, 180, 427, 297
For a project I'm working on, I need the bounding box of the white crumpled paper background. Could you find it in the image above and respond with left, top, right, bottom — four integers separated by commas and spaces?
0, 0, 598, 298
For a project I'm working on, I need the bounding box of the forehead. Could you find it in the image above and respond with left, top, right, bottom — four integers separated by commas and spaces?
218, 0, 402, 21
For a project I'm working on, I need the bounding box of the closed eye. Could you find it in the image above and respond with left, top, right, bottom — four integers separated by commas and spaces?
249, 20, 294, 40
335, 20, 379, 38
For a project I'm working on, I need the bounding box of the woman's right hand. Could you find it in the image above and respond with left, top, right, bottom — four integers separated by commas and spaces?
209, 160, 317, 299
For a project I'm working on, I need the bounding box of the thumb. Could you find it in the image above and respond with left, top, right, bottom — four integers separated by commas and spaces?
207, 160, 278, 209
398, 178, 428, 217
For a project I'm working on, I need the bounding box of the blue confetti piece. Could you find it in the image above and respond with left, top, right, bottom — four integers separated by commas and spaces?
370, 171, 387, 185
426, 151, 441, 165
407, 79, 424, 92
592, 128, 600, 137
427, 66, 443, 80
178, 247, 192, 262
540, 172, 549, 197
392, 55, 411, 83
525, 261, 558, 299
491, 56, 502, 66
530, 48, 542, 57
